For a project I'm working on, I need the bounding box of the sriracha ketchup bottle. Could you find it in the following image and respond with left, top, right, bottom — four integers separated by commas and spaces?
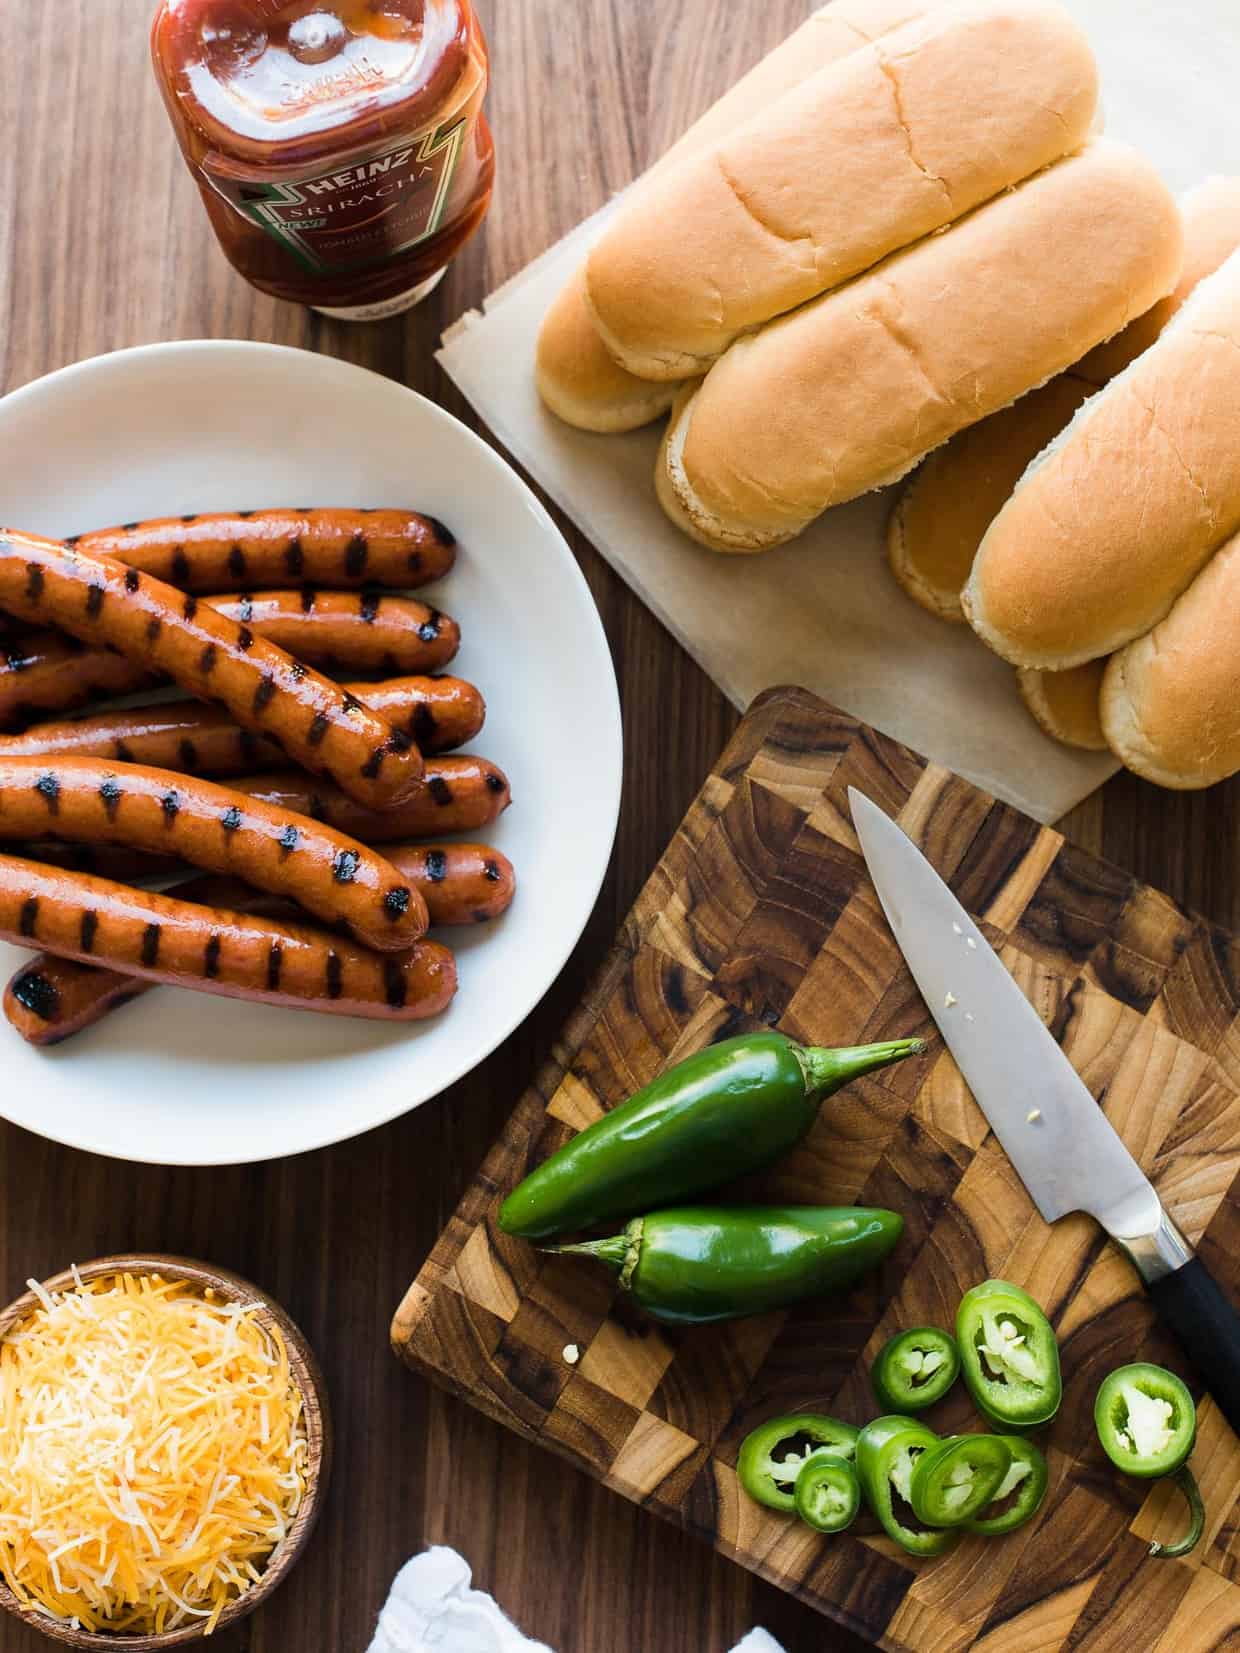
151, 0, 494, 319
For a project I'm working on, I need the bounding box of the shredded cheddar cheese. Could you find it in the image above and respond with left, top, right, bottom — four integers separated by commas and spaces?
0, 1271, 307, 1635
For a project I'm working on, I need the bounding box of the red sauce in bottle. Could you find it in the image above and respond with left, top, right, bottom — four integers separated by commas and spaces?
152, 1, 494, 318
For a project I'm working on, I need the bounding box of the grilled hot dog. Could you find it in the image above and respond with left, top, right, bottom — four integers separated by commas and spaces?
0, 591, 461, 727
0, 857, 456, 1032
0, 532, 424, 806
0, 675, 485, 772
389, 843, 515, 925
8, 955, 149, 1045
12, 842, 180, 882
0, 755, 427, 950
234, 755, 511, 841
0, 629, 150, 728
68, 508, 457, 593
211, 591, 459, 673
5, 845, 514, 1044
18, 835, 515, 910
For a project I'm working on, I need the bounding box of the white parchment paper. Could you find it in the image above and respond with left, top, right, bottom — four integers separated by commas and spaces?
440, 0, 1240, 824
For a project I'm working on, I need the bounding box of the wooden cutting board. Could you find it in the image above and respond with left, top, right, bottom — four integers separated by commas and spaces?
392, 687, 1240, 1651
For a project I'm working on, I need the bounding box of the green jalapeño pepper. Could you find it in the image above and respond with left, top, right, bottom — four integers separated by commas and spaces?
965, 1437, 1048, 1536
957, 1280, 1061, 1429
550, 1204, 903, 1326
738, 1413, 859, 1512
909, 1434, 1012, 1527
794, 1452, 861, 1534
855, 1415, 957, 1557
499, 1032, 924, 1239
1095, 1363, 1204, 1559
871, 1327, 960, 1412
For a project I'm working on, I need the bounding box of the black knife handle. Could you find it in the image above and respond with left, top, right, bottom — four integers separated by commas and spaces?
1148, 1257, 1240, 1437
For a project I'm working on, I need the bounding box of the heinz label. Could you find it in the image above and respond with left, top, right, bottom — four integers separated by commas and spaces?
206, 119, 467, 273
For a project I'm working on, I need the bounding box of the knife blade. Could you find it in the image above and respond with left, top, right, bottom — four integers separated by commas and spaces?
849, 787, 1240, 1436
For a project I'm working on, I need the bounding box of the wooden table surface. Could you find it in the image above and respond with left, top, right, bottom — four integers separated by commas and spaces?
0, 4, 1236, 1651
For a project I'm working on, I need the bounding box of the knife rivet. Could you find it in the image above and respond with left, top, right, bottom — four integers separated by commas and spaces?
944, 992, 958, 1008
1027, 1109, 1043, 1124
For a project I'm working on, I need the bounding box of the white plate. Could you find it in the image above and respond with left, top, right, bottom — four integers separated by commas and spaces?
0, 341, 622, 1166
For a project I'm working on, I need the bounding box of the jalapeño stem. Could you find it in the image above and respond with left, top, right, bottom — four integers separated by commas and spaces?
797, 1038, 926, 1097
546, 1234, 632, 1272
1150, 1466, 1206, 1560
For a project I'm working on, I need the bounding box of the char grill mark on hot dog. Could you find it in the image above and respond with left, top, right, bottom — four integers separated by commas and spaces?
0, 855, 457, 1036
0, 754, 426, 950
0, 532, 426, 807
10, 968, 62, 1022
3, 844, 511, 1042
67, 509, 457, 593
233, 755, 512, 842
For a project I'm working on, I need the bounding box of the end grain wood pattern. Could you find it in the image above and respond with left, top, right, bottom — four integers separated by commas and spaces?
393, 687, 1240, 1652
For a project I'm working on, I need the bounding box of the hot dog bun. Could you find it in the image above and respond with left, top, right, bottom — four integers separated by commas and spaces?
889, 176, 1240, 622
587, 0, 1099, 382
1077, 174, 1240, 381
1016, 663, 1108, 752
1100, 531, 1240, 788
888, 376, 1091, 621
535, 269, 679, 434
965, 245, 1240, 668
534, 0, 934, 432
659, 140, 1182, 553
657, 0, 938, 170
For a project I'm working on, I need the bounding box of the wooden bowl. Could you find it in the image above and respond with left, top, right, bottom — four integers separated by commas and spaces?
0, 1255, 331, 1649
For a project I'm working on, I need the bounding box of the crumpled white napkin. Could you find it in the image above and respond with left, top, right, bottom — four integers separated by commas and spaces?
367, 1548, 787, 1653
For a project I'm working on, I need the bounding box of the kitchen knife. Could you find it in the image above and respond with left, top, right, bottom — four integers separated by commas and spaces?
849, 787, 1240, 1436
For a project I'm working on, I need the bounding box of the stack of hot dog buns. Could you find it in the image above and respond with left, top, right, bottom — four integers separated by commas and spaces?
0, 510, 516, 1044
889, 177, 1240, 756
963, 246, 1240, 788
535, 0, 938, 432
537, 0, 1186, 554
